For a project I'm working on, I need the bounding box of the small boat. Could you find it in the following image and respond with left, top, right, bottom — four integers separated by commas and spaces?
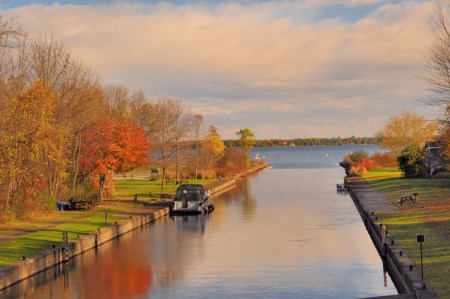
171, 184, 214, 214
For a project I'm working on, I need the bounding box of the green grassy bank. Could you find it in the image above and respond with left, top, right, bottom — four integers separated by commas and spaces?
116, 178, 215, 199
0, 178, 215, 268
0, 202, 136, 267
363, 170, 450, 297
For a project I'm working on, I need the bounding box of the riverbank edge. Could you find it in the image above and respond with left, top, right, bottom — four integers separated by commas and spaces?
0, 207, 170, 291
345, 176, 438, 299
0, 161, 270, 291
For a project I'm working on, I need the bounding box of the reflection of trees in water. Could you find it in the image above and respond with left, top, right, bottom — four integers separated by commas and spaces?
151, 215, 209, 289
213, 176, 258, 217
80, 238, 153, 299
241, 178, 257, 217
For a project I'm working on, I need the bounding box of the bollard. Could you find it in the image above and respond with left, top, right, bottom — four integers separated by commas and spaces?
391, 240, 394, 245
22, 256, 26, 260
400, 250, 403, 256
409, 264, 413, 271
105, 212, 108, 223
375, 216, 378, 220
53, 245, 55, 249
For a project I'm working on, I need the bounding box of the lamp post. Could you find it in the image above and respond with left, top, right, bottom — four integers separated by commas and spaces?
417, 234, 425, 280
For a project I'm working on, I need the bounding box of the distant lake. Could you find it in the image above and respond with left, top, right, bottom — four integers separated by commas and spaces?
251, 144, 379, 169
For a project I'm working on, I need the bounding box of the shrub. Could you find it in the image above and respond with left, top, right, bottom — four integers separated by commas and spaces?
342, 151, 371, 176
397, 144, 427, 178
370, 152, 398, 168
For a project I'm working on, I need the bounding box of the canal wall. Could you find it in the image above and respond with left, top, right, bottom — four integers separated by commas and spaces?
345, 177, 438, 299
0, 161, 271, 291
0, 207, 170, 291
204, 162, 270, 196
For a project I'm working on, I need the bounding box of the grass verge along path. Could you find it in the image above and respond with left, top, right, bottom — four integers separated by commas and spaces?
0, 201, 138, 267
0, 178, 215, 268
117, 178, 215, 199
363, 170, 450, 297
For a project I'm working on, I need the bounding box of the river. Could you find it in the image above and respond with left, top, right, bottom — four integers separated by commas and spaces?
2, 145, 398, 298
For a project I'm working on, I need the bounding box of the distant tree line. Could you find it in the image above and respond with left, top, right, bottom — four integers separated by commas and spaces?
225, 136, 377, 147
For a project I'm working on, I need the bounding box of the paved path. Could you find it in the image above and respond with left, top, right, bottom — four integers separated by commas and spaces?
346, 177, 397, 212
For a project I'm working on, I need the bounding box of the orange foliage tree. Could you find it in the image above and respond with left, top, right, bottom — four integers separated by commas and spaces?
79, 117, 150, 200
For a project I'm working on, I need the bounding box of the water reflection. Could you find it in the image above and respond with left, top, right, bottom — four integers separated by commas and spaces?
1, 168, 397, 299
242, 178, 257, 217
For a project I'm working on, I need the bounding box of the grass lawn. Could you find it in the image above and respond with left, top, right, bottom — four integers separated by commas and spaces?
116, 178, 215, 199
0, 202, 138, 267
0, 178, 215, 268
363, 169, 450, 297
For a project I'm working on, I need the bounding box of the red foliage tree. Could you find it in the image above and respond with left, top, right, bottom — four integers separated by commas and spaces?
80, 117, 150, 200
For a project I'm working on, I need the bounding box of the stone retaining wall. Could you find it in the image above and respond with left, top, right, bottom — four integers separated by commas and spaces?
0, 207, 169, 291
345, 177, 438, 299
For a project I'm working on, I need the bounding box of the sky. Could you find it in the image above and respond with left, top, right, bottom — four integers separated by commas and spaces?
0, 0, 438, 139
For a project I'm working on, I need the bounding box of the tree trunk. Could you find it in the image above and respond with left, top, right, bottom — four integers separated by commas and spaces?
99, 173, 105, 201
175, 140, 179, 184
160, 167, 166, 193
72, 130, 82, 192
195, 139, 199, 180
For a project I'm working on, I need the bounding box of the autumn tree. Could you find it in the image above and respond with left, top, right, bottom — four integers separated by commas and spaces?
236, 128, 256, 163
103, 84, 131, 120
79, 117, 150, 200
27, 35, 104, 195
376, 112, 437, 156
192, 114, 204, 179
148, 97, 191, 190
424, 1, 450, 112
423, 1, 450, 163
0, 80, 64, 219
202, 126, 225, 175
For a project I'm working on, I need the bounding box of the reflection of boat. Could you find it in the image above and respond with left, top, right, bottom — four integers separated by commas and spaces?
336, 183, 347, 191
171, 184, 214, 214
336, 183, 349, 196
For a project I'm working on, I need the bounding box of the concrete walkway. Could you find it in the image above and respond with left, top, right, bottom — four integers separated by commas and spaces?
346, 177, 397, 212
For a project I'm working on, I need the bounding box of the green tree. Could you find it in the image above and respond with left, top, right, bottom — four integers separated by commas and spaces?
236, 128, 256, 162
397, 144, 427, 178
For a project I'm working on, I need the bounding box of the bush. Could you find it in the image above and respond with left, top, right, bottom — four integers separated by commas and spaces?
349, 150, 369, 163
397, 144, 427, 178
342, 151, 371, 176
370, 152, 398, 168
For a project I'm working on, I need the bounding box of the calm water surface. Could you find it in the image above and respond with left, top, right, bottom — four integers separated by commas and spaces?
2, 146, 397, 298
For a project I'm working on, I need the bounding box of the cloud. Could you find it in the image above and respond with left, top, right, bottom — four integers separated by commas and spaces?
4, 0, 435, 139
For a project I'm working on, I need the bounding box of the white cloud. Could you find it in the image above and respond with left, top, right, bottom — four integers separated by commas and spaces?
5, 0, 435, 139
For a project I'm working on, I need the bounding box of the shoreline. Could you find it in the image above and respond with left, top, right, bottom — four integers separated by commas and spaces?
345, 176, 438, 299
0, 161, 271, 291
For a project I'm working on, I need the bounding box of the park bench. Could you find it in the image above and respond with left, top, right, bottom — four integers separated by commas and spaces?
399, 193, 418, 205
